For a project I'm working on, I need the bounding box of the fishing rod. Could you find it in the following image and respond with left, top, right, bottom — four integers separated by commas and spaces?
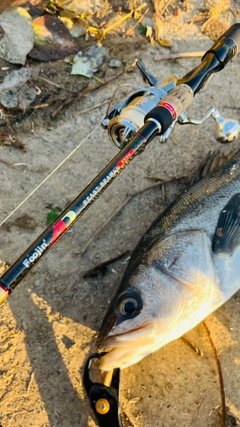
1, 23, 240, 427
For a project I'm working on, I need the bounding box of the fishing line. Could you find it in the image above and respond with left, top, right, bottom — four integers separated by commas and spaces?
0, 124, 101, 227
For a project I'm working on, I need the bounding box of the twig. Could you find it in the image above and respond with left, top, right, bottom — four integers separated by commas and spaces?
26, 371, 35, 394
31, 122, 53, 143
92, 75, 105, 84
78, 99, 109, 115
25, 103, 49, 110
181, 336, 203, 356
0, 158, 48, 172
192, 394, 206, 426
224, 106, 240, 110
161, 0, 174, 16
146, 174, 188, 182
154, 51, 205, 61
39, 76, 66, 89
203, 321, 226, 427
170, 134, 178, 145
0, 131, 26, 151
88, 3, 147, 41
51, 84, 90, 119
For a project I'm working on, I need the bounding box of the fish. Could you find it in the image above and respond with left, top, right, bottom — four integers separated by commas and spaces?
97, 150, 240, 371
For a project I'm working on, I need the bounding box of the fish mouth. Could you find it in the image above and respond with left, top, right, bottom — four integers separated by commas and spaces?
101, 320, 156, 347
98, 321, 156, 371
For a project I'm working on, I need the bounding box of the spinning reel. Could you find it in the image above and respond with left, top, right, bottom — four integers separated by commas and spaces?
102, 60, 240, 148
101, 61, 177, 149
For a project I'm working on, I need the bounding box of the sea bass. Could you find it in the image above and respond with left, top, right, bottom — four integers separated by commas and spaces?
98, 151, 240, 371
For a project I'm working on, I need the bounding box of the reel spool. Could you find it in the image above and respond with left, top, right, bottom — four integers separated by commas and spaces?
106, 91, 162, 149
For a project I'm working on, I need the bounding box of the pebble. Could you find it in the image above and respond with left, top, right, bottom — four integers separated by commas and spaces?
109, 59, 122, 68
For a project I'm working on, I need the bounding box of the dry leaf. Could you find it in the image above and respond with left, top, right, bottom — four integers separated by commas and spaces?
29, 15, 78, 61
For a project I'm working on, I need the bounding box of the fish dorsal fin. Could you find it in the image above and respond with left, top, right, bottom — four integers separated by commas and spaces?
189, 151, 237, 186
213, 193, 240, 255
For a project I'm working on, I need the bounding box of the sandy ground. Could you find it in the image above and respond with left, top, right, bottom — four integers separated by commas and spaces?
0, 1, 240, 426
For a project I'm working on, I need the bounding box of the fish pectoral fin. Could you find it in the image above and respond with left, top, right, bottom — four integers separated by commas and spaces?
213, 193, 240, 255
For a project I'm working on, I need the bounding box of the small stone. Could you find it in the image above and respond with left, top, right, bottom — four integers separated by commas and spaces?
109, 59, 122, 68
71, 46, 108, 77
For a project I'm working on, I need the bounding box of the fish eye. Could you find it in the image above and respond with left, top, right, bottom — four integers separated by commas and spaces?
119, 298, 138, 315
115, 286, 142, 320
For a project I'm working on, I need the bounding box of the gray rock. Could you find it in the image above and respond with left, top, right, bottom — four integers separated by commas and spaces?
0, 7, 34, 65
109, 59, 122, 68
71, 46, 109, 77
0, 68, 36, 109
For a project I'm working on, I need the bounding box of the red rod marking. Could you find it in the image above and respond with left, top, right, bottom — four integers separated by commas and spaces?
51, 220, 68, 246
117, 149, 135, 168
159, 101, 177, 120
